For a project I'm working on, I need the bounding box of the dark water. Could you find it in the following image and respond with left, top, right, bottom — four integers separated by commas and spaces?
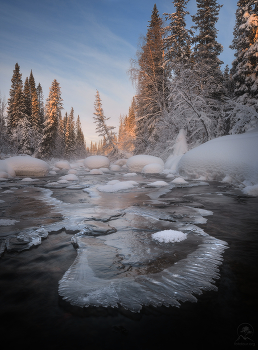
0, 179, 258, 350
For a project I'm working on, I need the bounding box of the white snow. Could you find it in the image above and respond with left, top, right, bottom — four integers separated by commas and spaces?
152, 230, 187, 243
84, 156, 110, 169
68, 169, 77, 174
60, 174, 79, 181
99, 168, 110, 173
178, 131, 258, 189
57, 179, 69, 184
110, 164, 121, 171
142, 163, 164, 174
0, 159, 16, 177
242, 184, 258, 196
0, 219, 18, 226
90, 169, 104, 175
5, 156, 49, 176
97, 180, 138, 193
164, 129, 188, 173
55, 160, 71, 170
123, 173, 137, 177
49, 171, 57, 175
127, 155, 164, 172
21, 177, 38, 182
148, 181, 168, 187
171, 177, 188, 184
114, 159, 127, 166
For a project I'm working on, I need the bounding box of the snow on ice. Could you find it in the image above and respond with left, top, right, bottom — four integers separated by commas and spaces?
152, 230, 187, 243
55, 160, 71, 170
97, 180, 138, 193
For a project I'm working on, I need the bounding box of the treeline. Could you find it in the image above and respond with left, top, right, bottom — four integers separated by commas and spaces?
124, 0, 258, 158
0, 63, 86, 159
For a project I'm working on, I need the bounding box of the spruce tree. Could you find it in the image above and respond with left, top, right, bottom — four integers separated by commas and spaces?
29, 71, 40, 131
37, 83, 45, 126
7, 63, 23, 133
75, 115, 86, 158
191, 0, 224, 97
93, 90, 118, 156
230, 0, 258, 101
164, 0, 192, 70
39, 79, 63, 158
130, 4, 168, 153
24, 77, 32, 121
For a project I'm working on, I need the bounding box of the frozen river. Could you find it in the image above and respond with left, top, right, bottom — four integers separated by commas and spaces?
0, 169, 257, 349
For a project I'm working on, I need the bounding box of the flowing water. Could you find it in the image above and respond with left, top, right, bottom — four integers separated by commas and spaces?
0, 171, 257, 349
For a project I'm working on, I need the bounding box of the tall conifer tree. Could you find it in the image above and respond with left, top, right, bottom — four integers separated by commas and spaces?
39, 79, 63, 158
7, 63, 23, 132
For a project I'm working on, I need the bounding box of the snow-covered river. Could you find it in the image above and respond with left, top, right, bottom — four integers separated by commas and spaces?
0, 169, 257, 349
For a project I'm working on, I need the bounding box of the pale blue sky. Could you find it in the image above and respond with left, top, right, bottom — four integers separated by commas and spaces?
0, 0, 237, 143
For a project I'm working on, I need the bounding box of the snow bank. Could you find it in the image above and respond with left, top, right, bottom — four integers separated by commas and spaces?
152, 230, 187, 243
55, 160, 71, 170
178, 131, 258, 187
142, 163, 164, 174
84, 156, 110, 169
242, 184, 258, 196
5, 156, 49, 176
127, 155, 164, 172
0, 159, 16, 177
97, 180, 138, 193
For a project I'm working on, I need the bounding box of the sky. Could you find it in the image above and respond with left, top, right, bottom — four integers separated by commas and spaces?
0, 0, 238, 145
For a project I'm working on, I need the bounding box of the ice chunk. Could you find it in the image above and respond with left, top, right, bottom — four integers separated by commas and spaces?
90, 169, 104, 175
55, 160, 71, 170
84, 156, 110, 169
142, 163, 164, 174
68, 169, 77, 174
127, 155, 164, 172
171, 177, 188, 184
123, 173, 137, 177
99, 168, 110, 173
5, 156, 49, 176
97, 180, 138, 193
0, 219, 18, 226
60, 174, 79, 181
152, 230, 187, 243
21, 177, 38, 182
147, 181, 168, 187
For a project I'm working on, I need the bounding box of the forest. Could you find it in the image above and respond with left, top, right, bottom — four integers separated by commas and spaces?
0, 0, 257, 161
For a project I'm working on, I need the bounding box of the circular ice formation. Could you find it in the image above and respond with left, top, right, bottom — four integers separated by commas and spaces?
55, 160, 71, 170
84, 156, 110, 169
171, 177, 188, 184
142, 163, 164, 174
5, 156, 49, 176
152, 230, 187, 243
127, 155, 164, 172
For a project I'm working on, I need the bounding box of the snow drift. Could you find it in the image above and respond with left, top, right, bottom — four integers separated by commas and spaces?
5, 156, 49, 176
84, 156, 110, 169
127, 155, 164, 172
178, 130, 258, 186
